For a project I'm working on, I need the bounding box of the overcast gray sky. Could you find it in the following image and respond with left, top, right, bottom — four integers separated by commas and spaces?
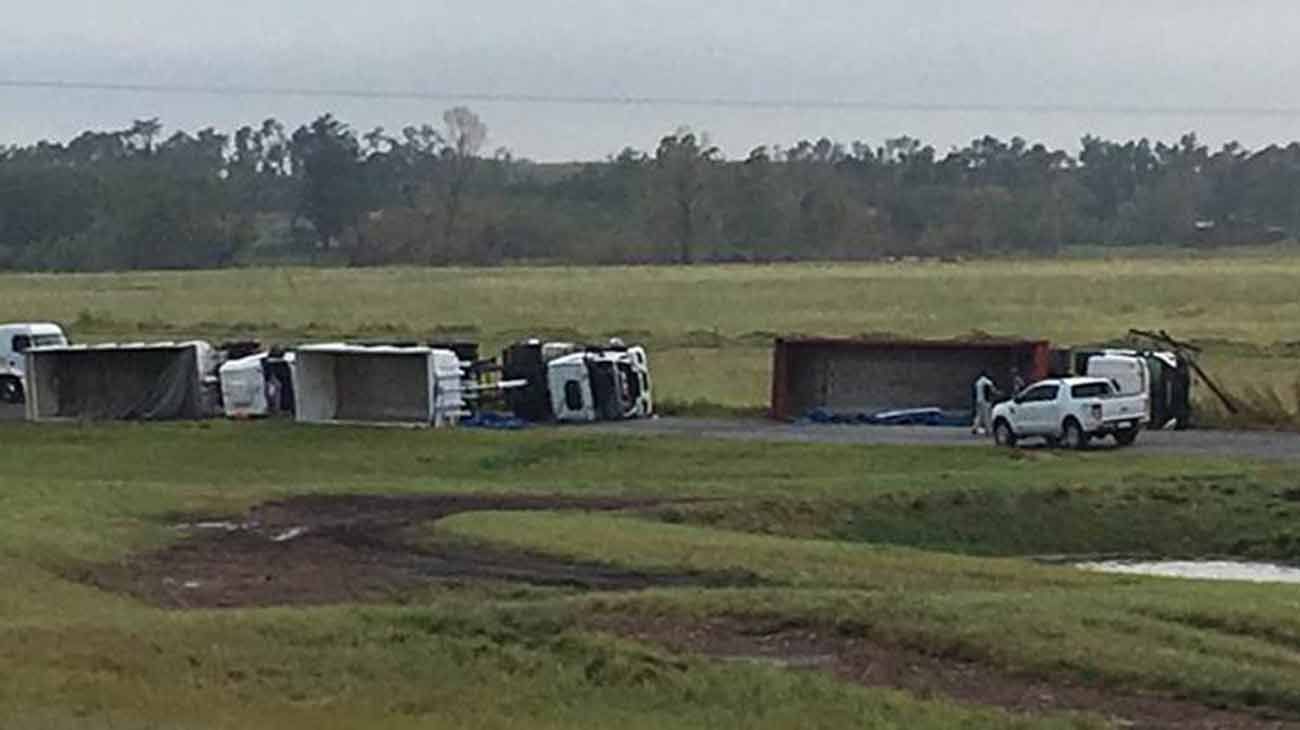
4, 0, 1300, 160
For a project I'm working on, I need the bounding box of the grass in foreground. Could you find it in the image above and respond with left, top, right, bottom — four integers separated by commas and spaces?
0, 602, 1107, 730
441, 511, 1300, 712
3, 421, 1300, 727
655, 475, 1300, 560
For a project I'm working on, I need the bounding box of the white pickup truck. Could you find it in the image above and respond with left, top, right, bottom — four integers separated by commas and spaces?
990, 377, 1149, 449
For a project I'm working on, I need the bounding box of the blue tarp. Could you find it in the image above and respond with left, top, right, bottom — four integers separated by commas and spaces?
460, 411, 531, 430
801, 407, 970, 427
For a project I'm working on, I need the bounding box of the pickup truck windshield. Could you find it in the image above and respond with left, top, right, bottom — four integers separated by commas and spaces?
1071, 382, 1113, 398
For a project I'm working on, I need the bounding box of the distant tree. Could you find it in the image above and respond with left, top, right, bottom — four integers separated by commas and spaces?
716, 146, 781, 257
432, 106, 488, 263
105, 171, 247, 269
290, 115, 369, 259
9, 114, 1300, 271
125, 118, 164, 156
0, 162, 98, 264
652, 129, 720, 264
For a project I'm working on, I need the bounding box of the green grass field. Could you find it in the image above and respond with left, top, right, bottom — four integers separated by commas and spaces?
3, 254, 1299, 417
4, 256, 1300, 726
3, 420, 1300, 728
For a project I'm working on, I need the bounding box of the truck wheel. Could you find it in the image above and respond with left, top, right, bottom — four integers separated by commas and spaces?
0, 377, 23, 405
1062, 419, 1089, 450
1115, 428, 1140, 447
993, 420, 1017, 447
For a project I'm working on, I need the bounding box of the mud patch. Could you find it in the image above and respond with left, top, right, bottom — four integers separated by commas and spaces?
591, 615, 1295, 730
75, 494, 754, 609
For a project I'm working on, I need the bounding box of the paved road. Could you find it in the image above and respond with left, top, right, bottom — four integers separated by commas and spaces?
5, 402, 1297, 461
591, 417, 1300, 462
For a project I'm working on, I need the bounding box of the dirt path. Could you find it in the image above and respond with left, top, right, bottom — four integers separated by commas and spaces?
592, 615, 1297, 730
593, 417, 1300, 461
75, 494, 753, 609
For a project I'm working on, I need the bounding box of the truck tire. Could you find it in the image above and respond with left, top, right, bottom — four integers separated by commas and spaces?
1114, 427, 1140, 447
1062, 418, 1089, 450
0, 377, 23, 405
993, 419, 1017, 448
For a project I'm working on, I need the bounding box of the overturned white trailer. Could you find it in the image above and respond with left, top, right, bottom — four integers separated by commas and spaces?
292, 344, 466, 427
25, 341, 218, 422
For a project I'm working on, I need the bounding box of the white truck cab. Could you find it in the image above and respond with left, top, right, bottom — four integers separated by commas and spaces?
0, 323, 68, 403
548, 353, 598, 422
991, 376, 1149, 449
219, 352, 298, 419
546, 346, 653, 423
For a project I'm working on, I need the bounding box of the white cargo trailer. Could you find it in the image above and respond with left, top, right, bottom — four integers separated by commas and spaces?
25, 341, 218, 422
291, 344, 466, 427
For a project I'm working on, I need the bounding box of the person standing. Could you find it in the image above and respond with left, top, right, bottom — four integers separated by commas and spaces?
265, 371, 281, 415
972, 371, 998, 435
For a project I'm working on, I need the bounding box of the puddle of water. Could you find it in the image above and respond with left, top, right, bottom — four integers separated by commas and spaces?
176, 521, 260, 532
720, 654, 837, 669
1078, 560, 1300, 585
271, 527, 309, 543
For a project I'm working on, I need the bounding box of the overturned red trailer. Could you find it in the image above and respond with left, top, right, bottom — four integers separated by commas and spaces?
770, 336, 1051, 421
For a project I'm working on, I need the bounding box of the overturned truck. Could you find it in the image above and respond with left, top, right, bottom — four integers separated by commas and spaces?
503, 340, 653, 423
25, 341, 219, 422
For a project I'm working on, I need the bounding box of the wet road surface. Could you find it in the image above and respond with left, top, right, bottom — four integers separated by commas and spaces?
592, 417, 1300, 462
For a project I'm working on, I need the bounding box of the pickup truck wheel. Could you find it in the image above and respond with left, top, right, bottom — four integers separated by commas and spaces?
1115, 428, 1140, 447
1062, 419, 1089, 450
0, 377, 23, 405
993, 420, 1017, 447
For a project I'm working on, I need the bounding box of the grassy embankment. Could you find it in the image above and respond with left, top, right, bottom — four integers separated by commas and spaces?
2, 254, 1299, 423
3, 420, 1300, 727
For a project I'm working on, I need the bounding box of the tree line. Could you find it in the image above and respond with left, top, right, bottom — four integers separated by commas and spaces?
2, 109, 1299, 271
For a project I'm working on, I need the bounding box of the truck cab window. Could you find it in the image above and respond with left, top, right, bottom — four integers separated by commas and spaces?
12, 335, 31, 353
564, 380, 584, 411
619, 363, 641, 399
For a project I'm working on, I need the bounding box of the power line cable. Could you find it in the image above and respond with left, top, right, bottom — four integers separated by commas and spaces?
4, 78, 1300, 118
